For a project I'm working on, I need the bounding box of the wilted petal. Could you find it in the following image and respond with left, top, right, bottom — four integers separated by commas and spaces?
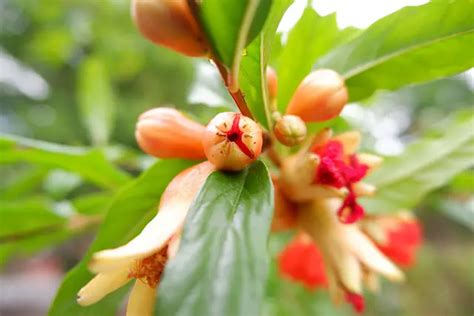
90, 162, 215, 273
77, 267, 131, 306
126, 280, 157, 316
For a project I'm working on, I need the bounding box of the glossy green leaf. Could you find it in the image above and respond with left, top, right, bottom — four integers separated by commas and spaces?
49, 159, 193, 316
156, 161, 274, 316
317, 0, 474, 101
362, 113, 474, 213
198, 0, 271, 89
240, 0, 292, 128
278, 7, 358, 111
0, 134, 131, 189
0, 197, 66, 240
78, 56, 116, 146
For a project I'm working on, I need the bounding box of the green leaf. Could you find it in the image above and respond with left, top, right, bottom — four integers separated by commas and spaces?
0, 198, 66, 240
48, 159, 193, 316
0, 134, 131, 189
449, 171, 474, 194
317, 0, 474, 101
362, 113, 474, 212
72, 192, 113, 215
198, 0, 271, 89
0, 167, 48, 199
240, 0, 293, 128
156, 161, 274, 316
278, 7, 358, 111
77, 56, 116, 146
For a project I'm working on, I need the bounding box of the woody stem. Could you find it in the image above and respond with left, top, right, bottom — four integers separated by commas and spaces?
212, 58, 254, 119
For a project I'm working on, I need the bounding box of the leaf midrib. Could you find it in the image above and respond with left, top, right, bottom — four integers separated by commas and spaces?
343, 28, 474, 79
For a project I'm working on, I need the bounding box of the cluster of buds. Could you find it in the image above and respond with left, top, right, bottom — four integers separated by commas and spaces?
266, 68, 348, 148
135, 107, 263, 171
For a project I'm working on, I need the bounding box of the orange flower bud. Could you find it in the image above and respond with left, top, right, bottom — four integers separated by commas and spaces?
135, 107, 206, 159
202, 112, 262, 171
266, 66, 278, 100
131, 0, 208, 57
273, 114, 307, 147
286, 69, 348, 122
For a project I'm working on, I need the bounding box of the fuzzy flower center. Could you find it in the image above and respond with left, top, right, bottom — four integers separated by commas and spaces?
129, 245, 168, 288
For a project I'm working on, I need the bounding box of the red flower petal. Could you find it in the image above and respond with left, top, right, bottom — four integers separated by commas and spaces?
278, 236, 327, 289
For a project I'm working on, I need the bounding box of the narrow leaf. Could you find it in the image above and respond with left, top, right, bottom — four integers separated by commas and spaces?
0, 198, 66, 240
317, 0, 474, 101
0, 134, 130, 189
156, 161, 274, 316
362, 113, 474, 212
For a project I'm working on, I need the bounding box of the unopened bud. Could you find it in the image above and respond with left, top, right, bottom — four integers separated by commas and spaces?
131, 0, 208, 57
135, 107, 206, 159
266, 66, 278, 100
273, 114, 307, 147
202, 112, 262, 171
286, 69, 348, 122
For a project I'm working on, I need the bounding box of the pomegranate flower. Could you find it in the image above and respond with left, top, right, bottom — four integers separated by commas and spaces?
361, 213, 423, 267
280, 129, 382, 224
77, 162, 214, 315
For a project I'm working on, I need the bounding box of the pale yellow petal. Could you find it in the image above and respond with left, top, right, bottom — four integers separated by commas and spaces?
335, 249, 363, 294
345, 226, 404, 282
89, 162, 215, 273
333, 131, 361, 154
89, 202, 188, 273
77, 267, 131, 306
126, 280, 156, 316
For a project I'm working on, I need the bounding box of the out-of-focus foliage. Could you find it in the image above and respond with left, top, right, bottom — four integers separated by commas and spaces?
0, 0, 195, 146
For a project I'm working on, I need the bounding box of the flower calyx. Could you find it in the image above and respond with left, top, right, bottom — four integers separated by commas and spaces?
202, 112, 262, 171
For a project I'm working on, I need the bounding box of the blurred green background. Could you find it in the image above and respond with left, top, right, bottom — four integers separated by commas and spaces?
0, 0, 472, 315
